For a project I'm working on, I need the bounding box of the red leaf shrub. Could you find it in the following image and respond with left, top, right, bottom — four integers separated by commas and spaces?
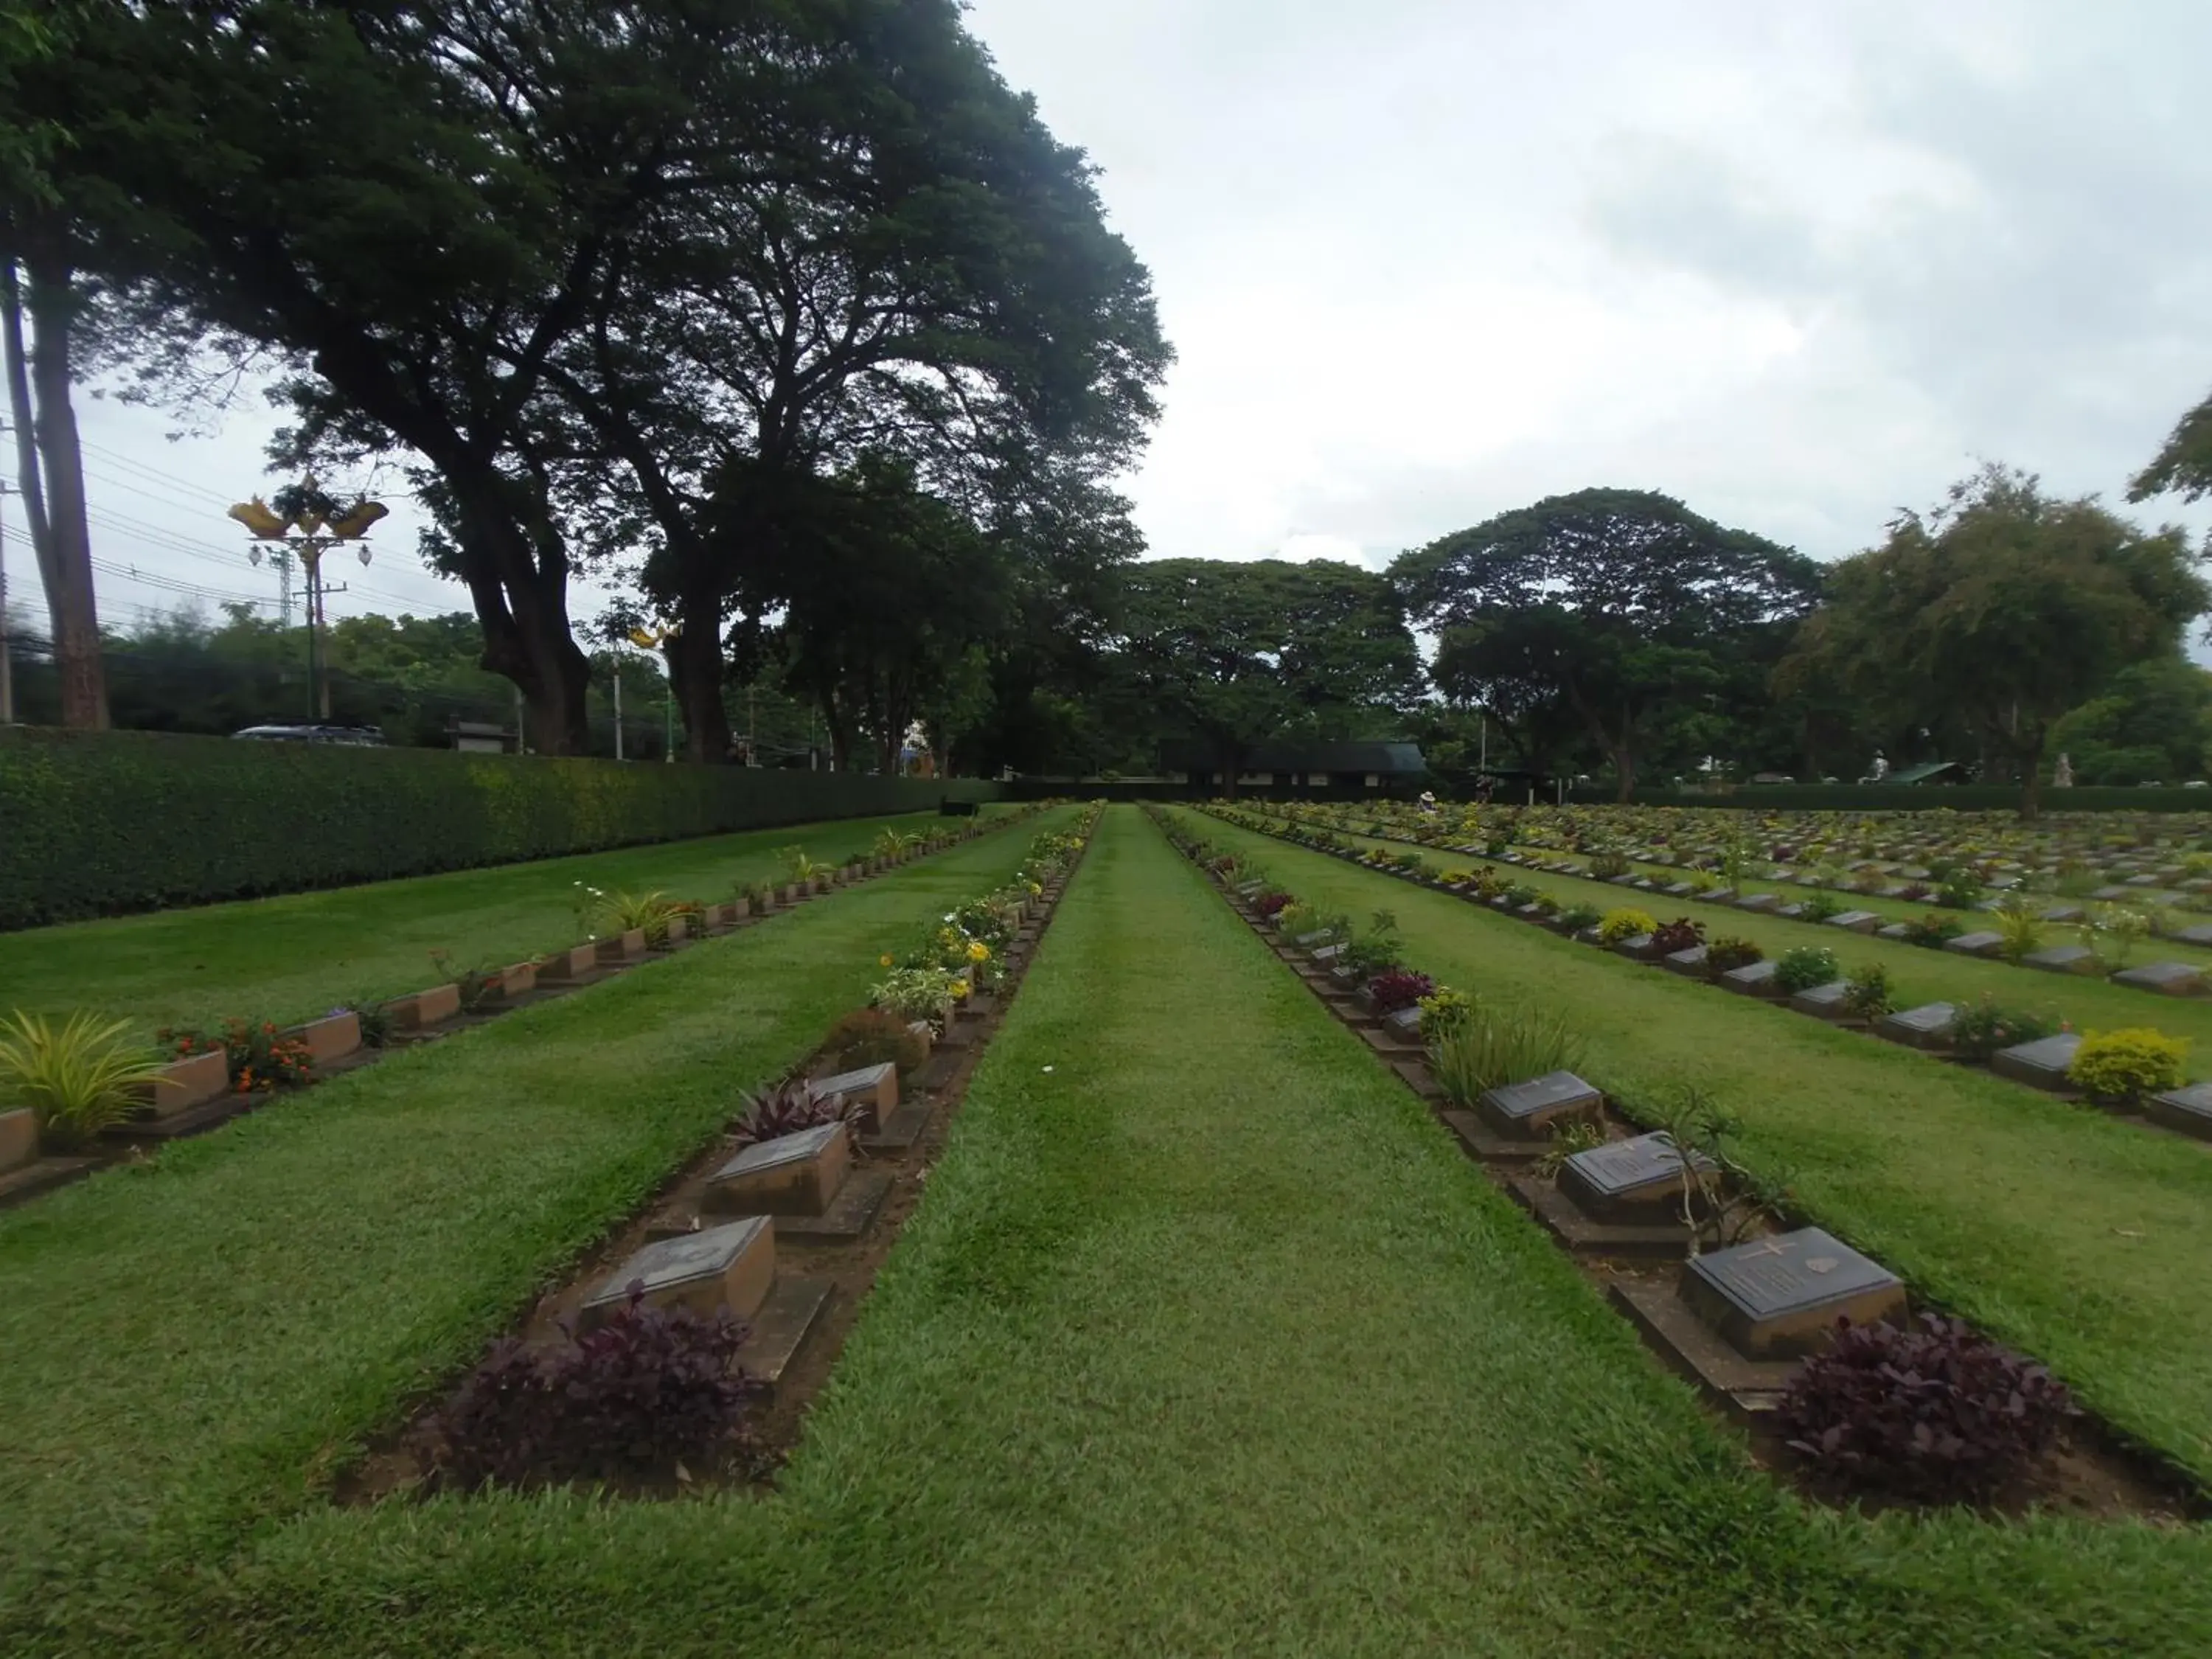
427, 1290, 765, 1489
1650, 917, 1705, 956
1780, 1315, 2078, 1503
1366, 970, 1435, 1014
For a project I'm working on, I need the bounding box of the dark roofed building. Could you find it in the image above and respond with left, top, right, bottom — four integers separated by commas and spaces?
1158, 740, 1427, 798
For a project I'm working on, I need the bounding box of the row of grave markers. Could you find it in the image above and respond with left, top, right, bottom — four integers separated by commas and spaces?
1211, 804, 2212, 1145
1166, 814, 1910, 1422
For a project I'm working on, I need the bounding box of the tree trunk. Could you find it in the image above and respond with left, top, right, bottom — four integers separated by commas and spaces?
9, 250, 108, 728
669, 594, 731, 763
2016, 724, 2048, 823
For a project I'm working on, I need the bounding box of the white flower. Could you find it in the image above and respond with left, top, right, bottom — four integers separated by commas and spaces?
1041, 1065, 1054, 1074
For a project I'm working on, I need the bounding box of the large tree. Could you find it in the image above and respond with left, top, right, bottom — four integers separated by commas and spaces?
1392, 488, 1822, 799
1778, 465, 2208, 818
1, 0, 108, 727
1110, 557, 1421, 794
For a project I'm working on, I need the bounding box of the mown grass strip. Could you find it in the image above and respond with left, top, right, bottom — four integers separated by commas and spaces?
1231, 805, 2212, 1057
1178, 808, 2212, 1486
187, 805, 2212, 1659
0, 807, 1005, 1036
0, 808, 1077, 1649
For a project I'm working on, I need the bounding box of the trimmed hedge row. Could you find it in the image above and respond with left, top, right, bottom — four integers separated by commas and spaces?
0, 727, 1001, 930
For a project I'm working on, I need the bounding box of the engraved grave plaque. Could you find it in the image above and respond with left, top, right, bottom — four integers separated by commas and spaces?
1990, 1033, 2081, 1092
584, 1216, 776, 1324
1558, 1130, 1714, 1219
1875, 1002, 1958, 1049
1680, 1226, 1905, 1357
2112, 961, 2206, 997
1476, 1069, 1603, 1140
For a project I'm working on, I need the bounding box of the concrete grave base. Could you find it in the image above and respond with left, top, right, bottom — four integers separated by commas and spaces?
1608, 1279, 1799, 1423
773, 1168, 895, 1245
736, 1275, 835, 1390
1441, 1109, 1548, 1164
1506, 1174, 1694, 1259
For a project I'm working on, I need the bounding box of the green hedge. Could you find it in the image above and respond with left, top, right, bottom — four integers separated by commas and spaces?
0, 728, 1001, 929
1562, 782, 2212, 815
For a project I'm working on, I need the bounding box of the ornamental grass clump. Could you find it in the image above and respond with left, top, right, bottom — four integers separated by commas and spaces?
1779, 1315, 2077, 1505
1430, 999, 1587, 1106
1993, 895, 2047, 964
0, 1011, 170, 1149
2066, 1028, 2188, 1103
425, 1290, 765, 1492
1775, 946, 1840, 994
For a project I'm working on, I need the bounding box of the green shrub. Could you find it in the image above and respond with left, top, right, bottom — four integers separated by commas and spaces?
1950, 995, 2056, 1064
1416, 988, 1472, 1042
2067, 1029, 2188, 1102
821, 1007, 929, 1079
0, 727, 1000, 930
1587, 852, 1631, 880
1705, 936, 1764, 975
1597, 908, 1657, 945
1559, 902, 1603, 933
1774, 946, 1840, 994
1902, 913, 1963, 949
1843, 964, 1894, 1020
0, 1011, 170, 1148
1994, 896, 2046, 964
1801, 891, 1843, 924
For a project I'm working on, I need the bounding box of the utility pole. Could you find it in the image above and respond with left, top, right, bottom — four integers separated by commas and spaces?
0, 479, 14, 726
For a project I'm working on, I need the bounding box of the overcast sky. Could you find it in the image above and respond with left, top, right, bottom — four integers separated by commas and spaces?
6, 0, 2208, 637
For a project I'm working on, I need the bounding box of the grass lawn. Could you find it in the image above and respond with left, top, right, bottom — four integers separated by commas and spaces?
80, 804, 2210, 1658
1238, 807, 2212, 1055
0, 807, 1076, 1655
0, 807, 998, 1037
1178, 807, 2212, 1485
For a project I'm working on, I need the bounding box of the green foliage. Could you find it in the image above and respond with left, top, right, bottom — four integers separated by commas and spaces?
2079, 905, 2154, 971
1902, 912, 1964, 949
1800, 890, 1844, 923
2067, 1028, 2189, 1102
1429, 999, 1587, 1106
0, 728, 995, 929
1340, 910, 1405, 976
1416, 988, 1472, 1043
1557, 902, 1603, 933
1949, 995, 2057, 1064
870, 966, 960, 1025
1774, 947, 1840, 994
1843, 964, 1895, 1020
0, 1010, 168, 1147
1704, 936, 1764, 975
1596, 907, 1657, 945
1994, 896, 2047, 964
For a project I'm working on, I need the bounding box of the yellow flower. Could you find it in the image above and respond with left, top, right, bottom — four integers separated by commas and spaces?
880, 953, 894, 967
967, 941, 990, 962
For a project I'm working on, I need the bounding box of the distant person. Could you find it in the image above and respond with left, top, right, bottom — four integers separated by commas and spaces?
1417, 790, 1439, 815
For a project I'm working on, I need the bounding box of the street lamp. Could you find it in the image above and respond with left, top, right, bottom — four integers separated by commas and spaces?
227, 479, 386, 722
627, 624, 681, 762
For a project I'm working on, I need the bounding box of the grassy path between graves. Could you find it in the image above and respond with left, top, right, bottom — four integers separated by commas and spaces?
0, 807, 1077, 1655
1231, 807, 2212, 1054
151, 805, 2211, 1658
1178, 808, 2212, 1486
0, 806, 1008, 1037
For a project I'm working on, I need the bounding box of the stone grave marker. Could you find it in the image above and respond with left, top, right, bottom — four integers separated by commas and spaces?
2042, 905, 2087, 925
1875, 1001, 1957, 1049
1720, 959, 1781, 997
1613, 933, 1660, 961
2112, 961, 2206, 997
1477, 1070, 1604, 1141
1665, 881, 1697, 898
2092, 885, 2135, 902
1558, 1130, 1714, 1220
2146, 1082, 2212, 1141
582, 1216, 776, 1327
1875, 922, 1913, 942
2172, 922, 2212, 947
815, 1062, 899, 1126
1735, 894, 1780, 914
1788, 981, 1853, 1020
706, 1123, 851, 1215
2023, 943, 2097, 975
1775, 902, 1808, 921
1703, 888, 1736, 905
1943, 931, 2005, 958
1680, 1226, 1906, 1357
1990, 1032, 2081, 1092
1825, 911, 1880, 933
1383, 1006, 1424, 1040
1663, 945, 1710, 976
